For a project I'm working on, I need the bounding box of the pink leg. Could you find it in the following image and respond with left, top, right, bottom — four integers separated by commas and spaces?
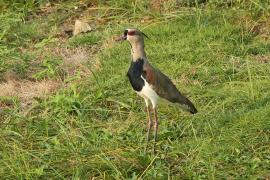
153, 108, 158, 153
145, 106, 152, 153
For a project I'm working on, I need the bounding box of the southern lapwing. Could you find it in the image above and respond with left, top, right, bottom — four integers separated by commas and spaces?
116, 28, 197, 152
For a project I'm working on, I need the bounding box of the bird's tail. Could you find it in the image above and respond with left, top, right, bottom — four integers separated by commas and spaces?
177, 95, 198, 114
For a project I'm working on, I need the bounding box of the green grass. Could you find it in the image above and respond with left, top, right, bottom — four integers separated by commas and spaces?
0, 0, 270, 179
68, 32, 103, 47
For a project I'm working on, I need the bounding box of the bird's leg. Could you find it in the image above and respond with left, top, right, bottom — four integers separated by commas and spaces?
153, 108, 158, 153
144, 105, 152, 152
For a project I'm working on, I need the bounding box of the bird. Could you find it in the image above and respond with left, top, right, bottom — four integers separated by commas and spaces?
116, 28, 197, 153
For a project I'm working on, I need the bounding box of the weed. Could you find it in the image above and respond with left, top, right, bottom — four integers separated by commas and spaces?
32, 57, 63, 80
68, 32, 102, 47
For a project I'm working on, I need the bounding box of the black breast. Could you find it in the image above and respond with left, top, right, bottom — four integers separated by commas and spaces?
127, 58, 145, 91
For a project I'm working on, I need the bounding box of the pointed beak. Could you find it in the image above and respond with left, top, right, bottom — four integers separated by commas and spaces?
115, 35, 127, 42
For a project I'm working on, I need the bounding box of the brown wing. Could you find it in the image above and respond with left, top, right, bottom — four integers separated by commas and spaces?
143, 62, 197, 114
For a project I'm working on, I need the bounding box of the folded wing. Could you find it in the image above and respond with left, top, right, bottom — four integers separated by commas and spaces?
143, 63, 197, 114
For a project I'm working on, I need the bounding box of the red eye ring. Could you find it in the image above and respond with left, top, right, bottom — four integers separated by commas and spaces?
127, 31, 135, 36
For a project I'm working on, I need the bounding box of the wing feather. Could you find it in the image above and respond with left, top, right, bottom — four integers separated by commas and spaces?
143, 62, 197, 114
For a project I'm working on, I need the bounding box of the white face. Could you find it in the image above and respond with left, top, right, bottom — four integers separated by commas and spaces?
126, 29, 143, 44
116, 28, 146, 43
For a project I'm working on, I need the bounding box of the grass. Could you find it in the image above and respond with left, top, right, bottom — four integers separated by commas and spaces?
0, 0, 270, 179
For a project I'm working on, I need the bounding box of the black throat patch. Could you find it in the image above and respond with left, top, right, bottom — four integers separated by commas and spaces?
127, 58, 145, 91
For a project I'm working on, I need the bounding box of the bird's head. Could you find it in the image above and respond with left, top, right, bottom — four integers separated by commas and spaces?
116, 28, 149, 44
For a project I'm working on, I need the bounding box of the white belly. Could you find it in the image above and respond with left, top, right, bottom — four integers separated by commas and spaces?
136, 76, 159, 108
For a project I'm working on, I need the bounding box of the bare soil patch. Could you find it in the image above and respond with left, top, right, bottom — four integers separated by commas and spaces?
0, 71, 61, 107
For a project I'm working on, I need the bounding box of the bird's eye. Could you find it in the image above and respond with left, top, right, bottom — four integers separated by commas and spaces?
128, 31, 135, 36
